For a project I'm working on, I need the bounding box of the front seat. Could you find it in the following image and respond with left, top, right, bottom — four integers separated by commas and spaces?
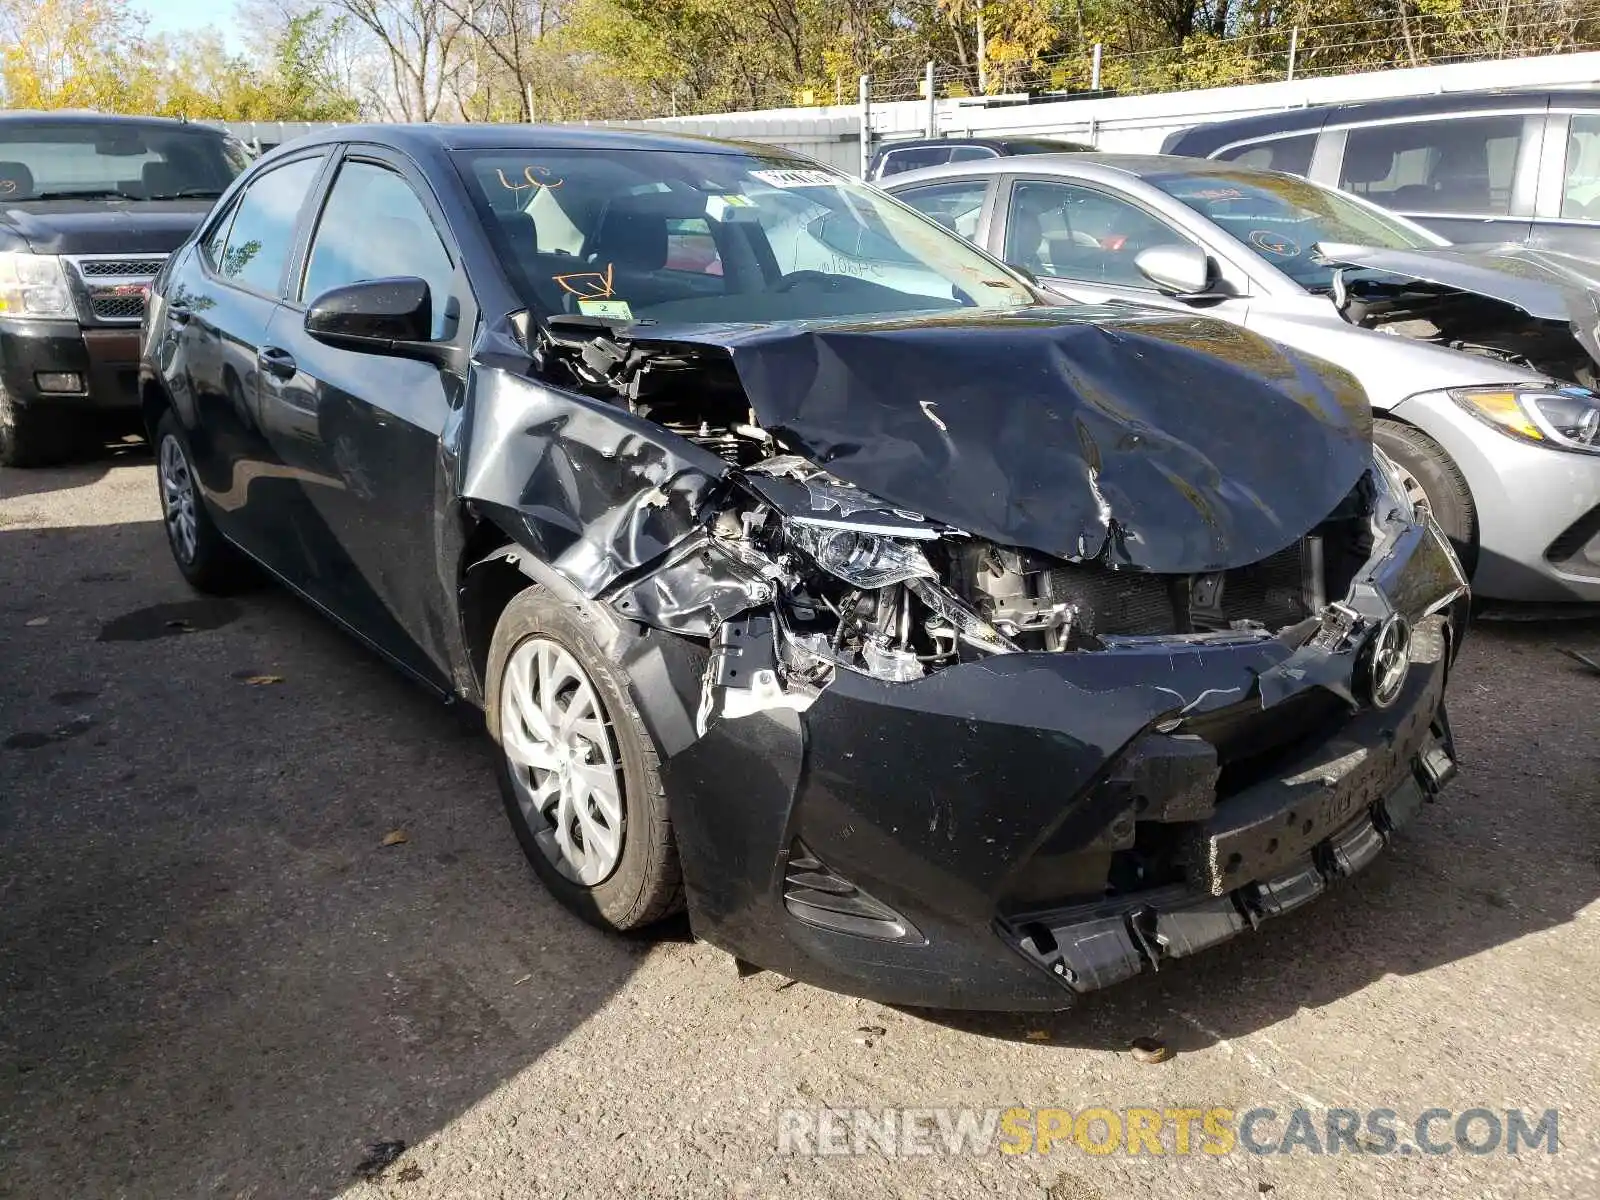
583, 206, 678, 308
142, 161, 184, 198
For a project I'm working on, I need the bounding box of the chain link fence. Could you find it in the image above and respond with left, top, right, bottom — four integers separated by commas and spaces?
653, 3, 1600, 118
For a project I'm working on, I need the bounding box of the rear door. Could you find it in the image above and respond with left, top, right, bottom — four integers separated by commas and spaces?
170, 149, 329, 560
1330, 111, 1542, 247
1529, 108, 1600, 257
255, 146, 472, 686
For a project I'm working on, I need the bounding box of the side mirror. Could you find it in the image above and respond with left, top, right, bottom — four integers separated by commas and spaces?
304, 276, 435, 356
1134, 244, 1226, 301
1007, 262, 1040, 285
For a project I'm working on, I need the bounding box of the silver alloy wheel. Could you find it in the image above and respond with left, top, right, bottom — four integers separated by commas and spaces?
159, 433, 198, 564
500, 636, 625, 886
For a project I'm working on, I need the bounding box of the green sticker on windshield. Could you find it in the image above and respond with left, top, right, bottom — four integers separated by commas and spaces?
577, 299, 634, 320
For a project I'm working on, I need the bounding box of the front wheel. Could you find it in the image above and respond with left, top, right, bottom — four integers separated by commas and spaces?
153, 410, 253, 593
1373, 418, 1478, 575
486, 588, 683, 931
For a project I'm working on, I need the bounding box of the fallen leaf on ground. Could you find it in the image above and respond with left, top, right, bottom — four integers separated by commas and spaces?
24, 616, 48, 627
239, 675, 284, 686
1026, 1029, 1052, 1042
1129, 1036, 1173, 1064
381, 829, 409, 846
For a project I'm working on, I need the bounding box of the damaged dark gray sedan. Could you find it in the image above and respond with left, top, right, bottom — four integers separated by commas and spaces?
140, 126, 1469, 1010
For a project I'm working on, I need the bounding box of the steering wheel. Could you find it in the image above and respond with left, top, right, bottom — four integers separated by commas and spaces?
770, 270, 838, 293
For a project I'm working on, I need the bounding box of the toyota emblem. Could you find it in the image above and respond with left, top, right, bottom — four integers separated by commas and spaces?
1366, 615, 1412, 709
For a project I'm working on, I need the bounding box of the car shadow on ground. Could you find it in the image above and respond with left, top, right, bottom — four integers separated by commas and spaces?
0, 434, 150, 503
0, 516, 651, 1198
3, 514, 1598, 1194
910, 613, 1600, 1051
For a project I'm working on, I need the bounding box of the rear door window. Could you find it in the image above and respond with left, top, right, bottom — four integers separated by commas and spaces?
1215, 134, 1315, 178
214, 155, 323, 294
1562, 114, 1600, 220
1338, 116, 1523, 215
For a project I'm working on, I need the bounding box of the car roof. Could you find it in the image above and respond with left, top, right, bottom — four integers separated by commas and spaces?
878, 151, 1233, 189
1164, 87, 1598, 155
283, 122, 784, 160
0, 111, 227, 135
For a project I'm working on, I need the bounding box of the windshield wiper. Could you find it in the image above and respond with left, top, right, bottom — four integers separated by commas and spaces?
33, 188, 142, 201
149, 188, 225, 200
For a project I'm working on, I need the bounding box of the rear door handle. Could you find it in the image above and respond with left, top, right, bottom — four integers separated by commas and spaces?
258, 345, 297, 380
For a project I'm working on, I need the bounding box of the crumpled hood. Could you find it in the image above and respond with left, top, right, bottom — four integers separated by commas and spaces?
640, 306, 1373, 574
1316, 241, 1600, 368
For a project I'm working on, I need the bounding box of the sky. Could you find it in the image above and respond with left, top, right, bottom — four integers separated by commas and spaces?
132, 0, 241, 45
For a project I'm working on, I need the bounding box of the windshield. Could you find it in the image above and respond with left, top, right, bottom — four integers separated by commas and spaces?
1146, 167, 1441, 291
454, 147, 1035, 325
0, 122, 249, 201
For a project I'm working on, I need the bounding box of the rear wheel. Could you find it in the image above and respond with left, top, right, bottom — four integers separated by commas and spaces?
486, 588, 683, 931
1373, 418, 1478, 575
0, 390, 82, 467
154, 410, 252, 593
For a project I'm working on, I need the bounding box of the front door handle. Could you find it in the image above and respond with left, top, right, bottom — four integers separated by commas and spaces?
258, 345, 298, 380
168, 304, 191, 325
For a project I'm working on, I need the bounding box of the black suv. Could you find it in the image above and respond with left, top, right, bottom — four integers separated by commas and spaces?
0, 113, 249, 466
1161, 90, 1600, 255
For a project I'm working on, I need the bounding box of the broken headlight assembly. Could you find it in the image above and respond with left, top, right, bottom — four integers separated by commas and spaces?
1449, 385, 1600, 454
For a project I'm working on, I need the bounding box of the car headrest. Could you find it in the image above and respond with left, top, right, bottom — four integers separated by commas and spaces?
0, 161, 35, 198
588, 208, 669, 271
1340, 140, 1396, 185
142, 161, 183, 198
1009, 209, 1045, 268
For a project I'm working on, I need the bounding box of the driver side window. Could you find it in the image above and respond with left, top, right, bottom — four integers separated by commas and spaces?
300, 160, 456, 338
1004, 180, 1184, 288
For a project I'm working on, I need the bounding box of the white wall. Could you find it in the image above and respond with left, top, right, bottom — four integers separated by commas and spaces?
624, 49, 1600, 171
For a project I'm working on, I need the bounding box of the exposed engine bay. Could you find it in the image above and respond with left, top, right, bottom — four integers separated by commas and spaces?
537, 316, 1385, 699
1318, 242, 1600, 386
1333, 273, 1596, 385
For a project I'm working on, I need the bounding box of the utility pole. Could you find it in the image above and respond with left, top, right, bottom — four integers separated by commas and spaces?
859, 74, 872, 177
1286, 26, 1300, 81
976, 5, 988, 94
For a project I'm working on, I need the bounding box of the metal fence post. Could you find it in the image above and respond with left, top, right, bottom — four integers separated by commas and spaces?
859, 74, 872, 178
925, 61, 937, 136
1287, 26, 1299, 81
1091, 43, 1103, 91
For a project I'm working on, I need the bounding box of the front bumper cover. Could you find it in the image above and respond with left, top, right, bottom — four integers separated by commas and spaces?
661, 511, 1468, 1012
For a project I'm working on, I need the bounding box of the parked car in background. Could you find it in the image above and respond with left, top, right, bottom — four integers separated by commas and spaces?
884, 153, 1600, 605
141, 125, 1466, 1011
1160, 89, 1600, 255
0, 112, 249, 465
867, 135, 1093, 181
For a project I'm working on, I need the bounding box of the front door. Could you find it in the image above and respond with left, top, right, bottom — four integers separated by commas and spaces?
255, 150, 470, 687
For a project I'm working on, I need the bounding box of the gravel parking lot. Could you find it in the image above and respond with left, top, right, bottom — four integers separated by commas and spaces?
2, 448, 1598, 1200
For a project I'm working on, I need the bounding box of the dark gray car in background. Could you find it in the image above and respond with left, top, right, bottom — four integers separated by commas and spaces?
1161, 89, 1600, 256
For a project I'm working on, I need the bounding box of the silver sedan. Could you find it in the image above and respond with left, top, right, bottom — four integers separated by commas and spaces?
883, 153, 1600, 604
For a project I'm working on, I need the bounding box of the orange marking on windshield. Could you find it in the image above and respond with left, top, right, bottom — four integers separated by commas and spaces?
553, 262, 615, 299
494, 165, 564, 193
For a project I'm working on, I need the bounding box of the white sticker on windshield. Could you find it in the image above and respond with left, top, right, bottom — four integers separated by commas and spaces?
577, 299, 634, 320
750, 169, 837, 188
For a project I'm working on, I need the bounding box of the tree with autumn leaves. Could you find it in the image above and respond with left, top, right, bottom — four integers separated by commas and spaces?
1, 0, 1596, 122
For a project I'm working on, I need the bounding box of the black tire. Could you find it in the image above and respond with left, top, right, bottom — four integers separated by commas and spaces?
485, 587, 683, 931
153, 409, 253, 593
1373, 418, 1478, 574
0, 388, 83, 467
